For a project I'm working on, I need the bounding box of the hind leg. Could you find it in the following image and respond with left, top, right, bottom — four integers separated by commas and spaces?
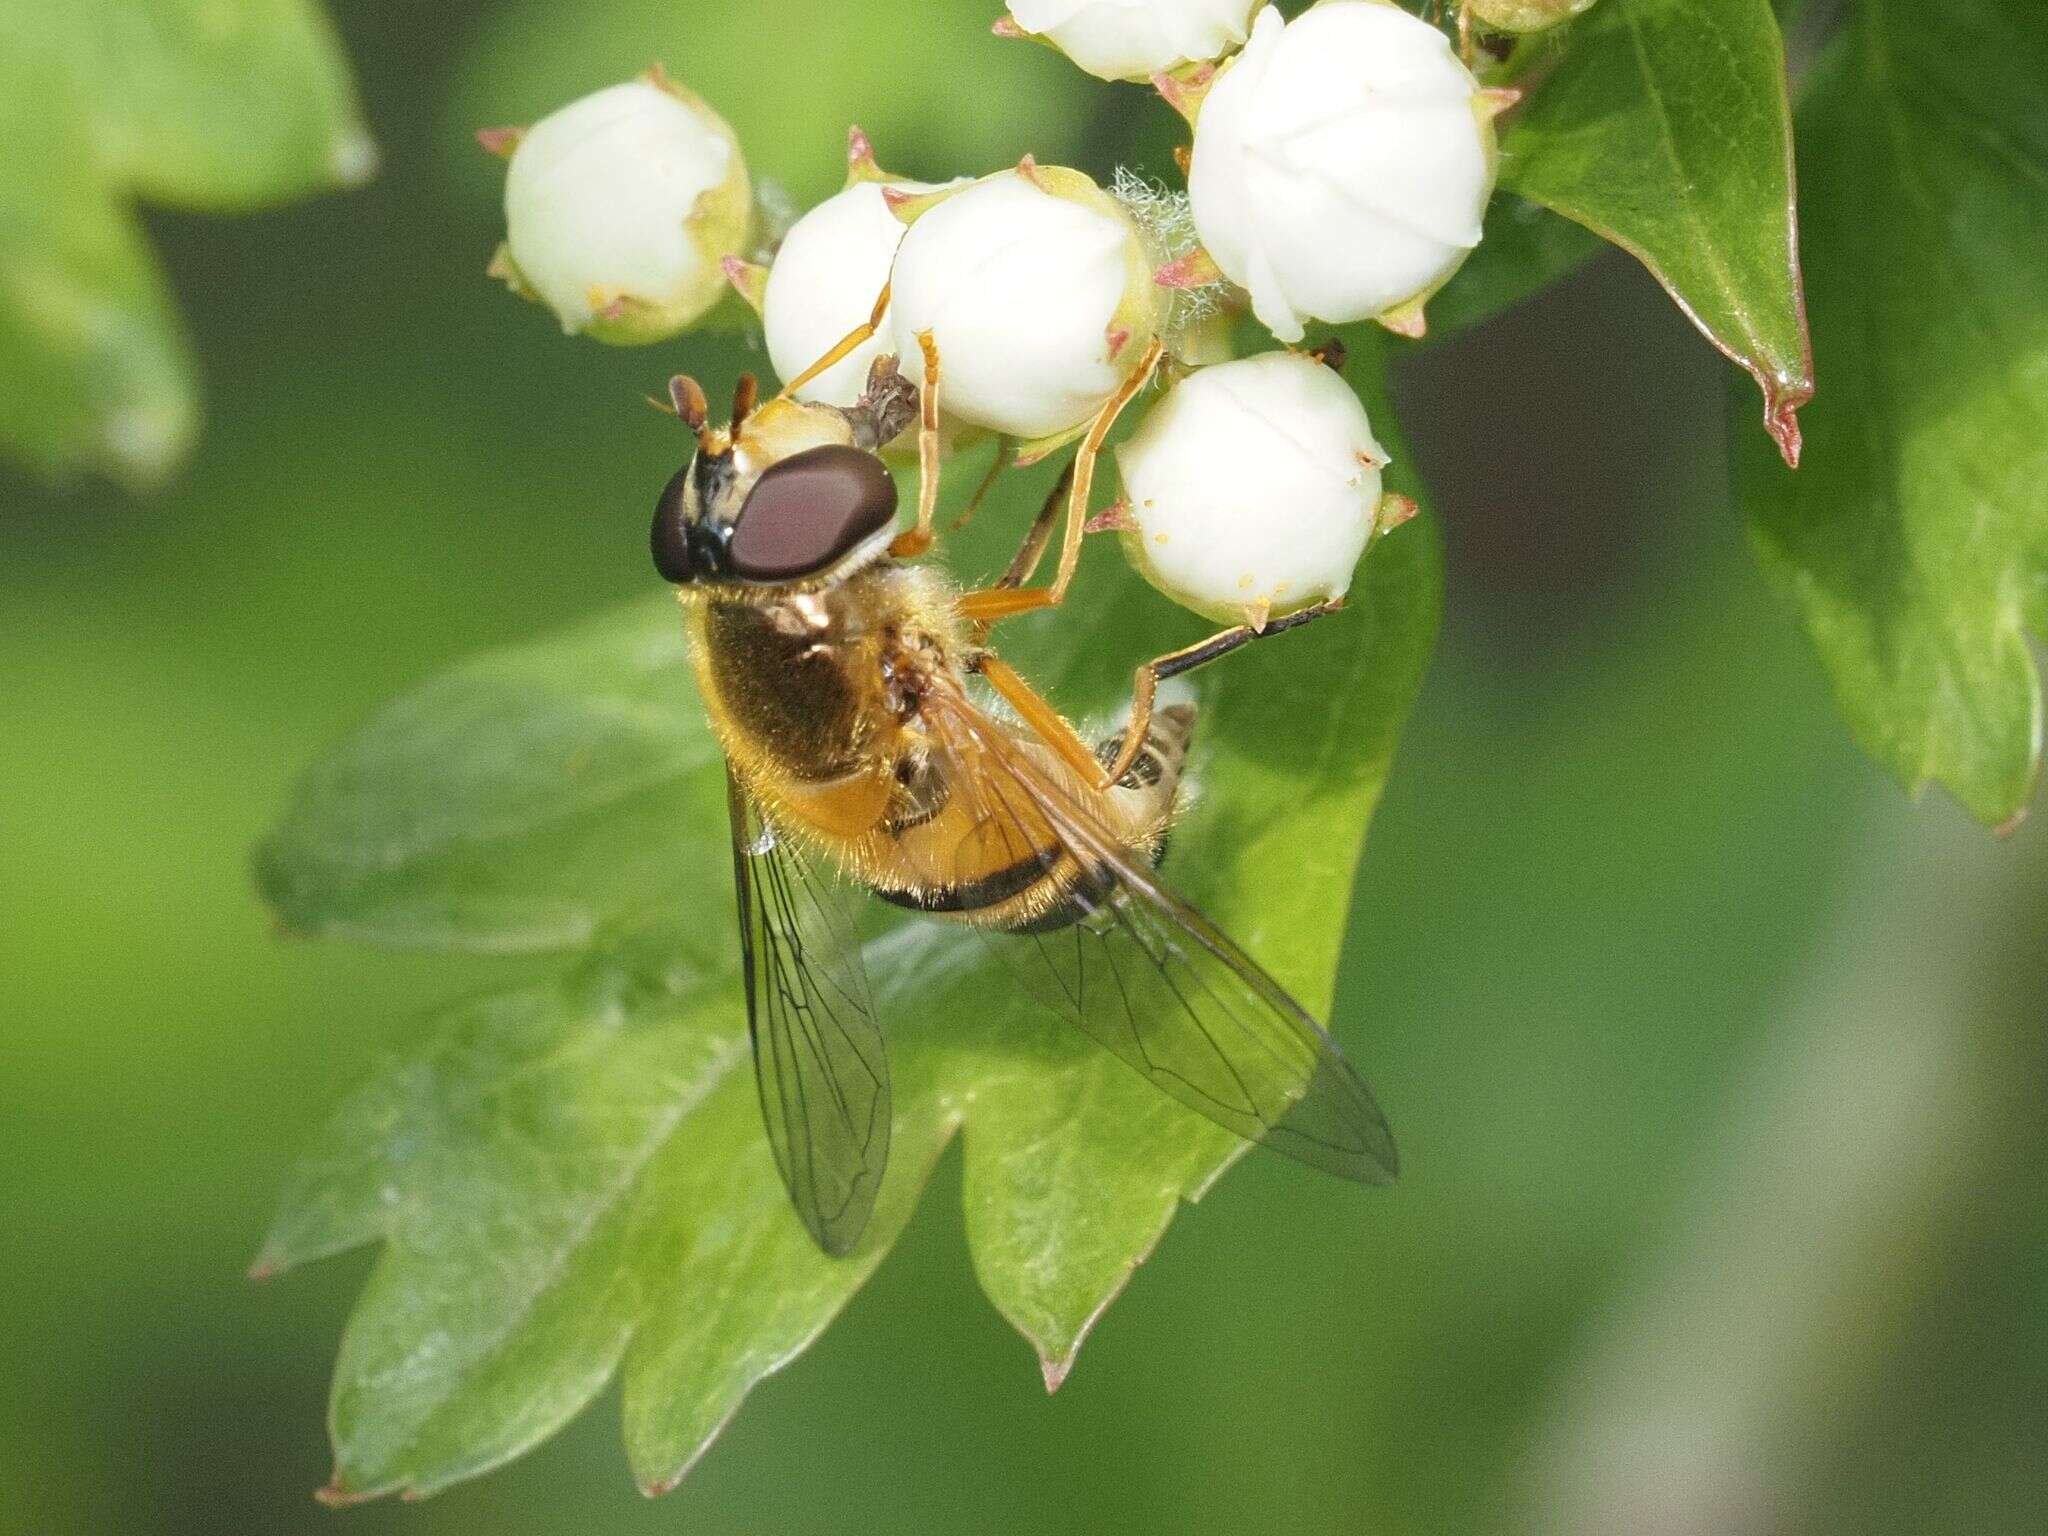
1093, 683, 1197, 792
1101, 599, 1344, 786
955, 336, 1166, 625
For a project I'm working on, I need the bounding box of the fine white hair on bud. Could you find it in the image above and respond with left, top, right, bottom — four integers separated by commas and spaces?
764, 181, 933, 407
1188, 0, 1496, 342
888, 164, 1156, 443
497, 73, 752, 344
1005, 0, 1260, 83
1114, 351, 1391, 624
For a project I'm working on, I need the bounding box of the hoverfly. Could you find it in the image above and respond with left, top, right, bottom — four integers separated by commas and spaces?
650, 323, 1395, 1255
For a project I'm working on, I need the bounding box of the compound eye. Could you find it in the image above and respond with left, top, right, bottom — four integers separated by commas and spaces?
728, 445, 897, 582
650, 464, 695, 583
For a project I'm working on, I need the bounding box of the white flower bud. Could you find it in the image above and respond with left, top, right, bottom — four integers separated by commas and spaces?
1188, 1, 1497, 341
1114, 352, 1393, 623
1006, 0, 1260, 83
764, 180, 937, 408
498, 74, 752, 344
1466, 0, 1595, 33
888, 164, 1156, 443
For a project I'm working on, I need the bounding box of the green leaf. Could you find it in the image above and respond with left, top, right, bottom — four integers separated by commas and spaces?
255, 348, 1442, 1498
255, 603, 728, 953
1743, 3, 2048, 828
0, 0, 371, 490
1498, 0, 1812, 464
0, 50, 195, 491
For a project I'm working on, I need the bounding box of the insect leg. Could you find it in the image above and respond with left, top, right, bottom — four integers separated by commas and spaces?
1101, 600, 1345, 785
949, 435, 1016, 534
888, 330, 945, 559
954, 337, 1166, 626
778, 281, 893, 399
971, 653, 1113, 790
952, 461, 1075, 644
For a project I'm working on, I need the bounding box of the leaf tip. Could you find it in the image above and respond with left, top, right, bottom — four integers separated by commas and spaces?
314, 1475, 369, 1509
474, 124, 525, 160
331, 129, 381, 188
1761, 367, 1812, 469
1038, 1348, 1077, 1393
1994, 804, 2030, 840
1376, 300, 1428, 340
1375, 492, 1420, 536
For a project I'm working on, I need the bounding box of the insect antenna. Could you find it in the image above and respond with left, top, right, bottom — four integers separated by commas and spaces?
657, 373, 719, 454
730, 372, 760, 432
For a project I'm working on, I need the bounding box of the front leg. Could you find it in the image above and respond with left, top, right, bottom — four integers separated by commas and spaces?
779, 281, 892, 399
839, 355, 920, 450
889, 330, 946, 560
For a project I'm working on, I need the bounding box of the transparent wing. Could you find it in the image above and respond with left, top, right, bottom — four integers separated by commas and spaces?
920, 682, 1397, 1185
727, 768, 890, 1255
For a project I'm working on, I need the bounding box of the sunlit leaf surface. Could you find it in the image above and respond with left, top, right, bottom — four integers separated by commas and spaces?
255, 346, 1442, 1497
0, 0, 370, 489
1499, 0, 1811, 463
1744, 1, 2048, 826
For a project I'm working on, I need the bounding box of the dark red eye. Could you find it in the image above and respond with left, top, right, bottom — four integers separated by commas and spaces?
650, 464, 697, 583
727, 445, 898, 581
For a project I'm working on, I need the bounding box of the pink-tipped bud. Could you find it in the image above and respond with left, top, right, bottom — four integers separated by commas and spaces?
475, 125, 524, 159
762, 167, 967, 408
887, 163, 1160, 440
1477, 86, 1523, 119
1114, 352, 1392, 625
1011, 0, 1258, 83
845, 123, 884, 183
1375, 492, 1420, 532
1153, 248, 1224, 290
1190, 3, 1495, 344
722, 255, 769, 315
1151, 62, 1218, 125
497, 75, 753, 343
1085, 500, 1136, 534
1376, 301, 1429, 341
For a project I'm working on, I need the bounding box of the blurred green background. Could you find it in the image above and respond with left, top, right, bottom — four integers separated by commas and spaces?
5, 2, 2045, 1532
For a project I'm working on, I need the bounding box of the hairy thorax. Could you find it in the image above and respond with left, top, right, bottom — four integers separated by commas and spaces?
687, 564, 956, 849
